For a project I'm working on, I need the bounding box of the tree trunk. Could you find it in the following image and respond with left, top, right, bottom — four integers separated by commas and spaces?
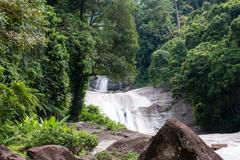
69, 76, 88, 122
174, 0, 181, 29
69, 82, 81, 121
80, 0, 85, 21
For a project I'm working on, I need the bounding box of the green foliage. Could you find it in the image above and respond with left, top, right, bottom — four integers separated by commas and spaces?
67, 29, 95, 121
0, 116, 98, 154
1, 0, 139, 123
106, 0, 138, 66
19, 5, 72, 118
80, 105, 126, 132
0, 121, 17, 145
87, 0, 138, 82
135, 0, 175, 85
0, 0, 48, 93
230, 16, 240, 46
173, 1, 240, 132
201, 13, 231, 41
37, 28, 70, 118
121, 152, 139, 160
0, 0, 47, 50
172, 41, 240, 132
49, 0, 139, 120
147, 0, 240, 132
0, 0, 71, 121
148, 50, 171, 85
135, 0, 210, 85
148, 38, 187, 86
0, 81, 40, 123
94, 151, 139, 160
94, 151, 115, 160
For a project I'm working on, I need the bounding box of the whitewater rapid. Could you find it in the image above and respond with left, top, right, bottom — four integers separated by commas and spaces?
200, 132, 240, 160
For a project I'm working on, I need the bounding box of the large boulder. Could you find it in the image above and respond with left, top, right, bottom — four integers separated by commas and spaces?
27, 145, 83, 160
0, 145, 25, 160
139, 118, 223, 160
107, 135, 151, 154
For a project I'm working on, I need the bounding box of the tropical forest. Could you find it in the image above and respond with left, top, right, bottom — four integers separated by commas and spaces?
0, 0, 240, 160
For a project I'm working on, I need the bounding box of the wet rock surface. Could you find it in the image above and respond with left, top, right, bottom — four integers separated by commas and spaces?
27, 145, 83, 160
89, 76, 128, 92
0, 145, 25, 160
136, 87, 196, 132
138, 118, 223, 160
107, 135, 151, 154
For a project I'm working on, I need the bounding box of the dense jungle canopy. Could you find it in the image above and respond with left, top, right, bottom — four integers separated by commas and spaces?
0, 0, 240, 135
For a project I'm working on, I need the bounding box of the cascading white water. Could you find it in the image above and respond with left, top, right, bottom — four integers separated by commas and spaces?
85, 87, 179, 134
85, 90, 154, 133
95, 76, 109, 92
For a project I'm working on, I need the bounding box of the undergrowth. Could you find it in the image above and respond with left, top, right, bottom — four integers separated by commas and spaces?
0, 116, 98, 155
94, 151, 139, 160
80, 105, 125, 132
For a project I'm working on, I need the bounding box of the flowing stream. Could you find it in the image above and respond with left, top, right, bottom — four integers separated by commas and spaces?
86, 76, 240, 160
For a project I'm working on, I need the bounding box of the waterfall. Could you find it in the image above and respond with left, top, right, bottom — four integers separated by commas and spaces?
95, 76, 109, 92
86, 90, 154, 134
85, 87, 178, 134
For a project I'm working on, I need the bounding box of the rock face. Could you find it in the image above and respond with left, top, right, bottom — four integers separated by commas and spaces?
0, 145, 25, 160
89, 76, 129, 92
137, 87, 197, 133
27, 145, 82, 160
139, 118, 223, 160
107, 135, 151, 154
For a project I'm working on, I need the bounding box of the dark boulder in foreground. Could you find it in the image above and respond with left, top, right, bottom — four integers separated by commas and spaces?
107, 135, 151, 153
139, 118, 223, 160
27, 145, 83, 160
0, 145, 25, 160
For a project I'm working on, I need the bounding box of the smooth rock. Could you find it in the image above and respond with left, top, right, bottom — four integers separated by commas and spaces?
0, 145, 25, 160
27, 145, 83, 160
139, 118, 223, 160
107, 135, 151, 154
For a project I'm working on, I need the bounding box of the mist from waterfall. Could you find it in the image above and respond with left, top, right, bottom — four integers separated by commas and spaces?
95, 76, 109, 92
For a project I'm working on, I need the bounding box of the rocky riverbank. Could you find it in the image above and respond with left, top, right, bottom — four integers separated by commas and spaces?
1, 119, 240, 160
1, 119, 230, 160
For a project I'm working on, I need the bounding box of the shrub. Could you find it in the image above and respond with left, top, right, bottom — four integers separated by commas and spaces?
0, 81, 41, 123
121, 152, 139, 160
148, 38, 187, 86
148, 50, 171, 86
0, 116, 98, 155
94, 151, 115, 160
80, 105, 125, 132
201, 13, 231, 41
0, 122, 17, 145
94, 151, 139, 160
27, 127, 97, 154
25, 117, 98, 154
